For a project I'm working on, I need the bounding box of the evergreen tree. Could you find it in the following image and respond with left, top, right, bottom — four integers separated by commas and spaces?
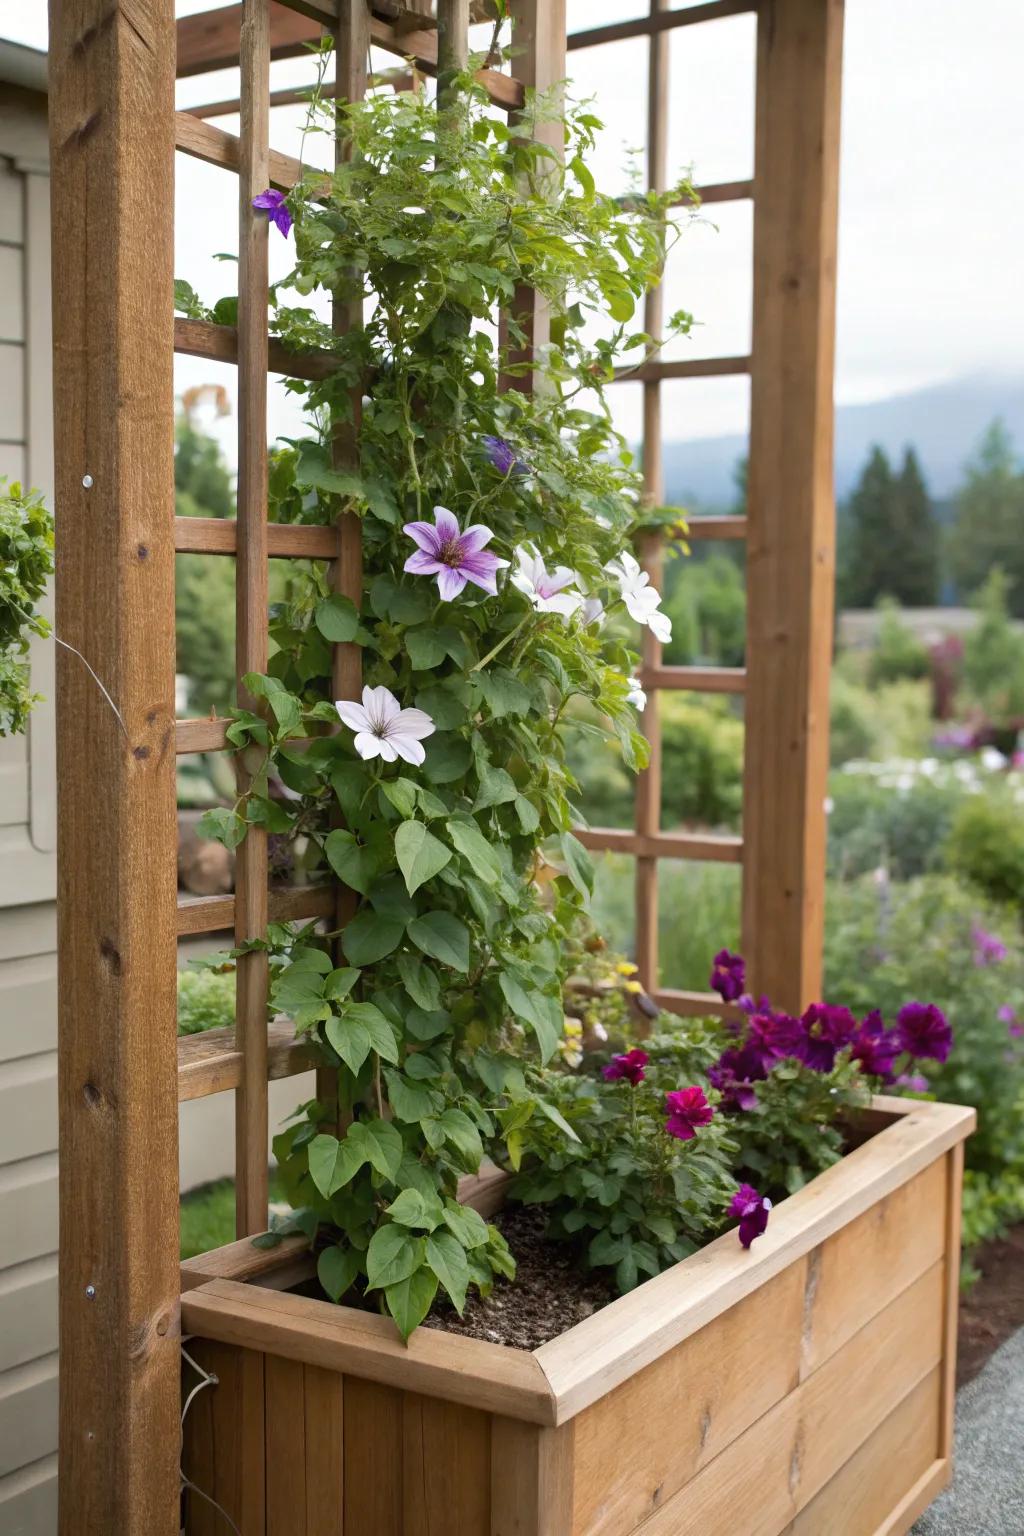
893, 446, 939, 606
840, 445, 897, 609
174, 416, 236, 715
949, 420, 1024, 615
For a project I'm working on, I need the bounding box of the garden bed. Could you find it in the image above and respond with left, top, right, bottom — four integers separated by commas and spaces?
181, 1096, 972, 1536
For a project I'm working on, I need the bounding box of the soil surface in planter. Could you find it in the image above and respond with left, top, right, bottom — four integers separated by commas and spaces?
957, 1222, 1024, 1388
422, 1205, 617, 1350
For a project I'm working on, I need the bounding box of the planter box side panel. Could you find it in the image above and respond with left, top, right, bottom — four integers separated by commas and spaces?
570, 1152, 954, 1536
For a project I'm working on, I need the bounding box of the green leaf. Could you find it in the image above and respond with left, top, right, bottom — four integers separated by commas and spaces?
437, 1108, 483, 1166
560, 832, 594, 899
324, 966, 359, 1002
346, 1001, 400, 1064
380, 777, 419, 819
474, 766, 518, 809
317, 1244, 362, 1302
324, 1013, 372, 1073
346, 1118, 404, 1180
330, 761, 366, 821
477, 667, 532, 719
406, 1006, 452, 1042
441, 1200, 489, 1250
197, 806, 247, 850
405, 627, 448, 670
446, 818, 502, 885
385, 1188, 443, 1231
423, 733, 472, 784
324, 829, 378, 896
385, 1266, 439, 1340
341, 909, 406, 966
395, 820, 452, 896
514, 796, 540, 834
315, 594, 360, 643
366, 1224, 423, 1290
307, 1133, 362, 1198
397, 952, 441, 1011
408, 911, 470, 972
384, 1069, 441, 1124
535, 1096, 581, 1143
425, 1230, 470, 1314
415, 685, 467, 731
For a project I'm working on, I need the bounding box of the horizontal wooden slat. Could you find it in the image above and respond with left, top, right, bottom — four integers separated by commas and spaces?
176, 717, 230, 754
181, 1277, 557, 1425
174, 317, 338, 382
651, 988, 735, 1020
176, 883, 336, 937
613, 353, 752, 384
677, 516, 747, 541
178, 1018, 315, 1102
685, 178, 754, 205
575, 828, 743, 863
175, 517, 341, 560
642, 665, 746, 694
567, 0, 756, 51
175, 110, 311, 193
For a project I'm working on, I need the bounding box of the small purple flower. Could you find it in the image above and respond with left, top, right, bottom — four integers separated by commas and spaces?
708, 1043, 764, 1110
252, 188, 292, 237
403, 505, 510, 602
710, 949, 745, 1003
849, 1009, 900, 1079
972, 925, 1007, 967
999, 1004, 1024, 1040
483, 435, 527, 477
894, 1071, 930, 1093
602, 1048, 649, 1086
795, 1003, 858, 1072
664, 1086, 715, 1141
729, 1184, 772, 1249
895, 1002, 952, 1064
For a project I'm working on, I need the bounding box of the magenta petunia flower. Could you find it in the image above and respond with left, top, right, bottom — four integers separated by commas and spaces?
252, 188, 292, 236
403, 505, 510, 602
664, 1086, 715, 1141
849, 1009, 900, 1079
483, 435, 528, 476
795, 1003, 858, 1072
748, 1009, 804, 1068
729, 1184, 772, 1248
972, 925, 1007, 967
895, 1001, 952, 1064
708, 1043, 764, 1110
602, 1048, 649, 1086
710, 949, 745, 1003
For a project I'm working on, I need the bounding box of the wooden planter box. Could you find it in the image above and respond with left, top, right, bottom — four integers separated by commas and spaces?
181, 1096, 973, 1536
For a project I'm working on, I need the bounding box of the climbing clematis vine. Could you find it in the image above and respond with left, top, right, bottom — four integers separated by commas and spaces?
335, 686, 435, 765
605, 550, 673, 644
252, 188, 293, 236
511, 547, 583, 618
402, 506, 509, 601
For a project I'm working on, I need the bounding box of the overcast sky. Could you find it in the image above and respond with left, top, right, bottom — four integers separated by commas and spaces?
7, 1, 1023, 458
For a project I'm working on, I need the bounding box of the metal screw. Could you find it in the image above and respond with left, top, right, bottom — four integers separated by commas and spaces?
85, 1284, 96, 1300
82, 474, 94, 489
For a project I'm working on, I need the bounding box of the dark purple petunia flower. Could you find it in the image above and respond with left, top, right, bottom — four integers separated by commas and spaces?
402, 505, 510, 602
849, 1009, 900, 1079
602, 1048, 649, 1086
252, 188, 292, 237
664, 1086, 715, 1141
729, 1184, 772, 1248
895, 1001, 953, 1064
708, 1042, 765, 1110
483, 435, 528, 476
795, 1003, 858, 1072
748, 1009, 805, 1068
710, 949, 746, 1003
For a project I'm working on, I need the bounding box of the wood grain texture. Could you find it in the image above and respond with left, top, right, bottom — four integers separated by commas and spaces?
679, 515, 747, 541
265, 1356, 308, 1533
741, 0, 845, 1011
177, 1017, 316, 1102
575, 828, 743, 863
402, 1393, 491, 1536
640, 665, 747, 694
174, 515, 340, 559
48, 0, 181, 1529
182, 1343, 266, 1536
344, 1377, 404, 1535
303, 1365, 345, 1536
611, 352, 752, 384
567, 0, 755, 50
234, 0, 272, 1237
174, 109, 309, 192
176, 882, 336, 937
491, 1418, 574, 1536
939, 1141, 965, 1461
174, 315, 338, 381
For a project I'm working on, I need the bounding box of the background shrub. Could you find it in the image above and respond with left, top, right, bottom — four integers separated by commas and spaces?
866, 598, 930, 687
177, 968, 235, 1036
947, 794, 1024, 908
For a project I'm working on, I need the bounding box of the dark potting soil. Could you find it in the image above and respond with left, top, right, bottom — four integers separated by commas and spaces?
956, 1222, 1024, 1388
422, 1204, 617, 1350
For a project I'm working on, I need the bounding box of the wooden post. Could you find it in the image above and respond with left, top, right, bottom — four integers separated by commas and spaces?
48, 0, 181, 1530
742, 0, 844, 1011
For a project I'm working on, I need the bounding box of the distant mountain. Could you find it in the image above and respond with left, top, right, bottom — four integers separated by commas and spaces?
662, 373, 1024, 509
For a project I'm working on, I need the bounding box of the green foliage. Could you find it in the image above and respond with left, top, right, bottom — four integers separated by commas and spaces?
177, 967, 235, 1036
828, 672, 880, 766
0, 479, 53, 736
949, 420, 1024, 615
725, 1052, 870, 1197
663, 554, 745, 668
893, 448, 940, 606
866, 598, 929, 687
191, 73, 698, 1337
829, 671, 932, 769
180, 1171, 284, 1260
826, 764, 974, 880
175, 416, 237, 715
946, 794, 1024, 908
961, 567, 1024, 728
839, 445, 939, 609
591, 856, 741, 993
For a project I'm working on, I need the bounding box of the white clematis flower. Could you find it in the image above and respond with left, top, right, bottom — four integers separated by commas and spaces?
626, 677, 647, 711
580, 595, 605, 628
605, 550, 673, 644
511, 546, 583, 618
335, 686, 435, 765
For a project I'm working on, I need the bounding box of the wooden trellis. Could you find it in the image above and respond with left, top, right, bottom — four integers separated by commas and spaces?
48, 0, 841, 1530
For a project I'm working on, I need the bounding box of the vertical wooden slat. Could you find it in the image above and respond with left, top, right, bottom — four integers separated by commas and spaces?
234, 0, 272, 1235
343, 1377, 404, 1534
48, 0, 180, 1530
182, 1344, 266, 1536
741, 0, 844, 1011
304, 1365, 345, 1536
265, 1356, 307, 1533
633, 0, 671, 995
402, 1394, 491, 1536
490, 1418, 575, 1536
939, 1142, 965, 1462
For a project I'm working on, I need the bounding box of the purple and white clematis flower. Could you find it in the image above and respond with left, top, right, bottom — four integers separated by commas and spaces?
403, 506, 509, 601
606, 551, 673, 644
511, 547, 583, 618
335, 686, 435, 765
252, 188, 292, 237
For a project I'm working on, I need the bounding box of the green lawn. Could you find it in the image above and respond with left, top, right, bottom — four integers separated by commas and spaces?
180, 1170, 284, 1259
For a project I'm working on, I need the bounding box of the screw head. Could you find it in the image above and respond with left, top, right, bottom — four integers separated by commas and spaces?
85, 1284, 96, 1300
82, 474, 94, 489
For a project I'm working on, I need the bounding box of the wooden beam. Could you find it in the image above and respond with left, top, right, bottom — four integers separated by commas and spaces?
679, 515, 747, 541
567, 0, 756, 51
175, 516, 341, 559
652, 988, 738, 1020
641, 665, 747, 694
575, 828, 743, 864
48, 0, 181, 1529
741, 0, 844, 1011
174, 316, 338, 382
612, 353, 752, 384
184, 69, 418, 121
176, 883, 337, 938
178, 1019, 316, 1101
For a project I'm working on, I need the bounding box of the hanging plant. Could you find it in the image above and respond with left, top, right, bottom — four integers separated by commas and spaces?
0, 479, 53, 737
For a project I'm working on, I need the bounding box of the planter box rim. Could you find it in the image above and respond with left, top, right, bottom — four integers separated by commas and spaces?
180, 1094, 974, 1428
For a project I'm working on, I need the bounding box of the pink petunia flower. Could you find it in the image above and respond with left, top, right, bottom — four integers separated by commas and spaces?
252, 188, 292, 236
602, 1048, 649, 1086
664, 1086, 714, 1141
729, 1184, 772, 1248
403, 506, 509, 602
335, 686, 435, 765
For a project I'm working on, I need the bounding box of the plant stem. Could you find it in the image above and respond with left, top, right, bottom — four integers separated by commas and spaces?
472, 613, 531, 672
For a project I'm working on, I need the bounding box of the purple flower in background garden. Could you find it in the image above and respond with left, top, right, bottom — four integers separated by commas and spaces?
335, 686, 435, 765
252, 188, 292, 236
795, 1003, 858, 1072
894, 1071, 930, 1093
403, 506, 510, 601
664, 1086, 715, 1141
483, 435, 527, 476
972, 925, 1007, 967
603, 1048, 649, 1086
849, 1009, 900, 1079
729, 1184, 772, 1249
895, 1001, 952, 1064
999, 1004, 1024, 1040
708, 1043, 765, 1110
710, 949, 745, 1003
